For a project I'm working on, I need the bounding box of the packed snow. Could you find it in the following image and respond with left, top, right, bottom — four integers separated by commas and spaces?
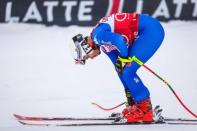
0, 21, 197, 131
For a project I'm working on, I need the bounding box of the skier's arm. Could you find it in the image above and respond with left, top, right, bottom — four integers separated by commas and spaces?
93, 24, 128, 58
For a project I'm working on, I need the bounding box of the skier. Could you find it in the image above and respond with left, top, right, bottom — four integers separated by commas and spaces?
73, 13, 165, 123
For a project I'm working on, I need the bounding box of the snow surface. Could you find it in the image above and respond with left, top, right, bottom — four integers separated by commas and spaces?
0, 21, 197, 131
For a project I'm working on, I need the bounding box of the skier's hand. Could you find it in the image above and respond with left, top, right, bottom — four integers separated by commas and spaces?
115, 56, 132, 74
115, 58, 124, 74
83, 47, 101, 60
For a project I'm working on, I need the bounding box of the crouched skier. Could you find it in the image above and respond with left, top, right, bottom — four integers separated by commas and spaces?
72, 12, 165, 123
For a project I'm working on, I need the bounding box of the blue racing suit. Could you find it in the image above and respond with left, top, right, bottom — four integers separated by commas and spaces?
91, 14, 165, 102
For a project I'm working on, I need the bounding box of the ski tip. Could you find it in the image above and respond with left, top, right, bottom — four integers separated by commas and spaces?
13, 114, 21, 119
18, 121, 26, 125
91, 102, 96, 105
13, 114, 25, 120
13, 113, 18, 117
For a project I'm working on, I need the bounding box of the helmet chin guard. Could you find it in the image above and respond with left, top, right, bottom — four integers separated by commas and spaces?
71, 34, 93, 65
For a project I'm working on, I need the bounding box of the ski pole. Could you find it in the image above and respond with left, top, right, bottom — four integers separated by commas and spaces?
131, 56, 197, 118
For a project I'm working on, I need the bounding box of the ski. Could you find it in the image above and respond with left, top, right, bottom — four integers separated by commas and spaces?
13, 114, 114, 121
17, 120, 197, 126
14, 114, 197, 122
164, 118, 197, 122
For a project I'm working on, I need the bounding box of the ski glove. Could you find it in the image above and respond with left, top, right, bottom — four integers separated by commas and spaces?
115, 56, 132, 74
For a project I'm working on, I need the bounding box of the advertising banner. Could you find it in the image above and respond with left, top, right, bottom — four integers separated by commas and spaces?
0, 0, 197, 26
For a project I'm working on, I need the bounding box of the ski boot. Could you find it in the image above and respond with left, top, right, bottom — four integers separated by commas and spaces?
123, 98, 153, 123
